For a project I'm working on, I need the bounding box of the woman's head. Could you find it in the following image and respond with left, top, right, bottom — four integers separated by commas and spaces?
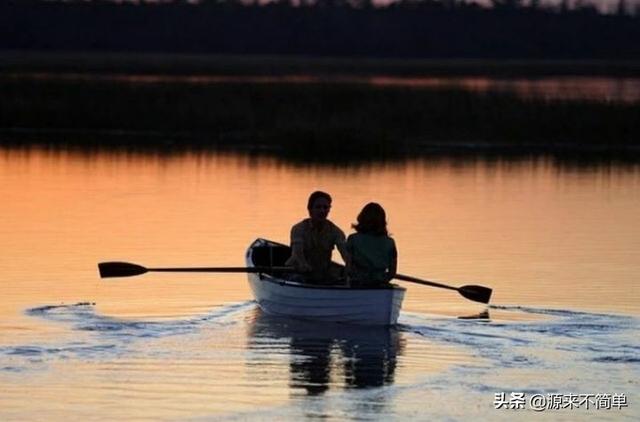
353, 202, 388, 235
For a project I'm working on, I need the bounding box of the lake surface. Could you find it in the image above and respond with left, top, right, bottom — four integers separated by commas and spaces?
1, 147, 639, 420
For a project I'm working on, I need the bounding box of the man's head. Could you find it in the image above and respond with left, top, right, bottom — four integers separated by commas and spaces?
307, 191, 332, 222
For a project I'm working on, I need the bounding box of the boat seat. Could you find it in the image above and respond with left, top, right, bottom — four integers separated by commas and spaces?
252, 245, 292, 267
253, 244, 348, 284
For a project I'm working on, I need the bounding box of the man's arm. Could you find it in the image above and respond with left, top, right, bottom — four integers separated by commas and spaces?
285, 224, 312, 272
335, 229, 351, 268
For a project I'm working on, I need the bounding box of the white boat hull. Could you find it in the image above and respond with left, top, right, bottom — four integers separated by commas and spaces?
246, 239, 405, 326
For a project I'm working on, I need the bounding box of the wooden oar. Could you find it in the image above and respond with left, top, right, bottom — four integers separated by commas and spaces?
98, 262, 493, 304
393, 273, 493, 304
98, 261, 293, 279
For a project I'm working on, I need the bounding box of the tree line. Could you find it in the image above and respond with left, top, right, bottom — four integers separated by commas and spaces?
1, 0, 639, 59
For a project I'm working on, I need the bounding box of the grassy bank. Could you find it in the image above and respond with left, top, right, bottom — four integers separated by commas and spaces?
1, 76, 638, 158
2, 51, 640, 78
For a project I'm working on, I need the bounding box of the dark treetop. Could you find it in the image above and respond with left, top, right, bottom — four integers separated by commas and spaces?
2, 0, 640, 60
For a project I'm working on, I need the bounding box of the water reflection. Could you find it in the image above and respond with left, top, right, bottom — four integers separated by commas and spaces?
371, 76, 640, 103
3, 143, 640, 172
247, 309, 404, 396
9, 73, 640, 102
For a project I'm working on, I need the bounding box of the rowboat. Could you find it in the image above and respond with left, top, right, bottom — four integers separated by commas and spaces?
99, 243, 489, 321
245, 238, 406, 326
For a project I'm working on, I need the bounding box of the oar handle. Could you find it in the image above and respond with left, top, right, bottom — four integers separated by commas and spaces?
393, 273, 458, 291
98, 261, 295, 278
148, 266, 293, 273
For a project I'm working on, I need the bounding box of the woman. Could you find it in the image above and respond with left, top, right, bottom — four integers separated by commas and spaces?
346, 202, 397, 287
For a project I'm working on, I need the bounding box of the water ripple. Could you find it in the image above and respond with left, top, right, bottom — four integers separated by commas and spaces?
1, 301, 255, 372
399, 305, 640, 397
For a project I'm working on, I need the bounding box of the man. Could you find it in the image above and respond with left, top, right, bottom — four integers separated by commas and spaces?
285, 191, 350, 283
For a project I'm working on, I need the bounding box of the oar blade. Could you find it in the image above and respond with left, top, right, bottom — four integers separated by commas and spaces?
458, 285, 493, 304
98, 262, 148, 278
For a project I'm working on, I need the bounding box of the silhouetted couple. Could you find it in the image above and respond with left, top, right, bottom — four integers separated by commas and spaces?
285, 191, 397, 287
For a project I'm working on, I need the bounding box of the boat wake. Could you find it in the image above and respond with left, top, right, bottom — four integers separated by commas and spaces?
402, 305, 639, 361
398, 305, 640, 399
26, 301, 252, 337
1, 301, 255, 372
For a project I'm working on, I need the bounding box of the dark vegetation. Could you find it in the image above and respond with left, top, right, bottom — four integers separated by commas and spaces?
2, 52, 640, 78
1, 0, 640, 60
1, 1, 639, 158
1, 77, 638, 158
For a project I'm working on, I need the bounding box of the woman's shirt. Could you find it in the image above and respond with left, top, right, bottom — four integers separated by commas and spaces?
346, 232, 397, 284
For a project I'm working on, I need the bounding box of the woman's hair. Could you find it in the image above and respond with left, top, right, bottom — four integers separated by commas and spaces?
353, 202, 388, 235
307, 191, 332, 210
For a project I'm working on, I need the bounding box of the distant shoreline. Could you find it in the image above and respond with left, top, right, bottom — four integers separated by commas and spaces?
2, 51, 640, 78
2, 128, 639, 162
1, 58, 638, 159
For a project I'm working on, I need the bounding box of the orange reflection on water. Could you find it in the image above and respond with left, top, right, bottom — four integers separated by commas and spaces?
1, 147, 639, 329
2, 146, 640, 422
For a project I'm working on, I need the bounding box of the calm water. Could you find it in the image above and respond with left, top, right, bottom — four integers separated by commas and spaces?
1, 147, 639, 420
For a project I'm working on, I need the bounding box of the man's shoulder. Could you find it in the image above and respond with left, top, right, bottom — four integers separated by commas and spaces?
290, 219, 311, 244
291, 219, 311, 231
326, 220, 346, 239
